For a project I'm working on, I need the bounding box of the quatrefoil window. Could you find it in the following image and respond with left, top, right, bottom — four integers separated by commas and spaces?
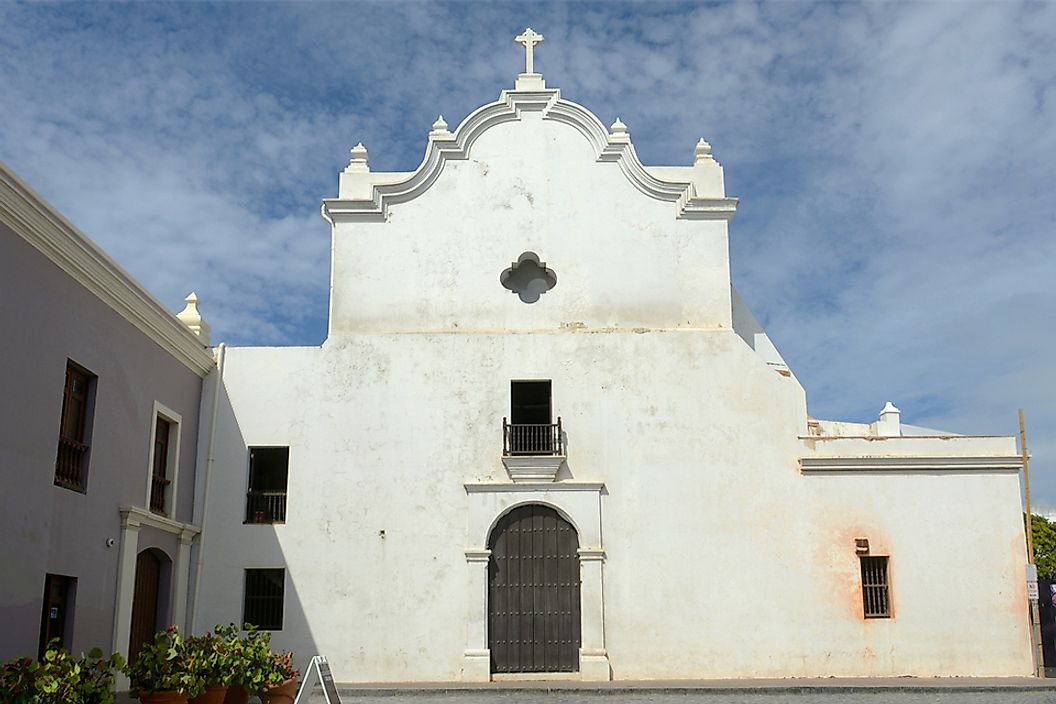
500, 252, 557, 304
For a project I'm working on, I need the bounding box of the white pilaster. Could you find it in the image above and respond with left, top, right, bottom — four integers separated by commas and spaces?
171, 529, 195, 629
111, 513, 142, 690
461, 549, 492, 681
577, 548, 611, 681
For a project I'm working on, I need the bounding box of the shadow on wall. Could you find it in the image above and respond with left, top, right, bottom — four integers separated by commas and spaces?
187, 378, 319, 675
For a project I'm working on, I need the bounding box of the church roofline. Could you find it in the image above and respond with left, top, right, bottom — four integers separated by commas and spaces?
323, 33, 738, 225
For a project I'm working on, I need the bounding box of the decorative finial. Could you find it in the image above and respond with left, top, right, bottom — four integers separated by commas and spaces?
876, 401, 902, 437
608, 117, 630, 143
515, 28, 544, 75
694, 137, 714, 165
177, 292, 212, 347
345, 142, 369, 173
430, 115, 451, 139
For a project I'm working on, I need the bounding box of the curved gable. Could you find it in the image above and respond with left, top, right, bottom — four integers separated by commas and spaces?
322, 84, 738, 224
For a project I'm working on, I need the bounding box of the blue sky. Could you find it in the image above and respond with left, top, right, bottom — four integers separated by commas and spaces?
2, 2, 1054, 500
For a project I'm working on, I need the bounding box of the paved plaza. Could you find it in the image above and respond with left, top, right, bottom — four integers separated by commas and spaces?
110, 678, 1056, 704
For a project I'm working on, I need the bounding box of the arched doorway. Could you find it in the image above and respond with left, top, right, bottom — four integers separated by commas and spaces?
488, 504, 580, 673
128, 549, 165, 663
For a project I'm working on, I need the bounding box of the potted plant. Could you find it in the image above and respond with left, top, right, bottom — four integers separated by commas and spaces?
124, 627, 205, 704
259, 650, 298, 704
218, 625, 265, 704
1, 641, 124, 704
185, 630, 232, 704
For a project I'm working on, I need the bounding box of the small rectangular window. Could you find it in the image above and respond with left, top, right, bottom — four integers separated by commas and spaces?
55, 361, 94, 491
243, 568, 285, 630
146, 402, 182, 517
860, 556, 891, 618
246, 447, 289, 524
38, 574, 75, 658
150, 417, 172, 514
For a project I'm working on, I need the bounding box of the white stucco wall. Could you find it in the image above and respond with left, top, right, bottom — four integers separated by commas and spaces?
194, 79, 1031, 681
329, 111, 733, 335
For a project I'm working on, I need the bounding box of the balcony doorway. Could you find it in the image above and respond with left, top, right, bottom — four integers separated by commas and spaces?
511, 380, 551, 425
508, 381, 556, 455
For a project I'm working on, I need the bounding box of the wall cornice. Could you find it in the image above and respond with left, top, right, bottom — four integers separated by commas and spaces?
464, 481, 605, 493
800, 455, 1022, 473
322, 87, 738, 223
120, 505, 201, 537
0, 163, 216, 378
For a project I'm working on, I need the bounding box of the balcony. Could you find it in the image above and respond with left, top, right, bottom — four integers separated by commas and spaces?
246, 491, 287, 524
55, 436, 88, 491
501, 417, 566, 482
149, 474, 170, 515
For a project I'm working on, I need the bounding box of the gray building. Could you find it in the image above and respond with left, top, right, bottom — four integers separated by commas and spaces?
0, 162, 215, 662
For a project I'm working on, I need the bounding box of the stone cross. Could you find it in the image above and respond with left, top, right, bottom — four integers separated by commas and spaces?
515, 28, 544, 74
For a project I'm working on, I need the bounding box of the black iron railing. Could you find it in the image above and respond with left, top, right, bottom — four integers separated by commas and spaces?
246, 491, 288, 524
150, 474, 170, 514
55, 436, 88, 490
503, 417, 563, 456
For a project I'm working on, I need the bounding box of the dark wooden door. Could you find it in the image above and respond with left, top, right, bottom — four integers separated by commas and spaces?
488, 504, 580, 673
37, 574, 72, 658
128, 550, 161, 664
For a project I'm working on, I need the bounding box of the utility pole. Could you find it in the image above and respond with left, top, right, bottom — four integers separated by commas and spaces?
1021, 408, 1044, 677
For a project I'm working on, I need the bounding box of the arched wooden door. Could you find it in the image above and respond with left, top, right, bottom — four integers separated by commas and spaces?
488, 504, 580, 673
128, 550, 161, 664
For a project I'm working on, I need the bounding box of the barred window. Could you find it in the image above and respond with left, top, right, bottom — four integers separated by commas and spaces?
150, 417, 172, 514
860, 556, 891, 618
243, 568, 285, 630
55, 361, 94, 491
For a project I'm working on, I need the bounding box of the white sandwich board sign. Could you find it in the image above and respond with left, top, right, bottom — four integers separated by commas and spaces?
293, 655, 342, 704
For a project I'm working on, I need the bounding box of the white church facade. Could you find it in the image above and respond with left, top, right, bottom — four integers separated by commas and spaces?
0, 30, 1033, 683
190, 32, 1032, 681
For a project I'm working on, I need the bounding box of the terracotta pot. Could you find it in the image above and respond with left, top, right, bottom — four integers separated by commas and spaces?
189, 683, 229, 704
139, 692, 189, 704
261, 677, 297, 704
222, 684, 249, 704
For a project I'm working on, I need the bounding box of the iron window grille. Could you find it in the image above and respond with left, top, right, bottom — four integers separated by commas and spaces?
55, 361, 94, 491
150, 417, 172, 514
243, 568, 285, 630
860, 555, 891, 618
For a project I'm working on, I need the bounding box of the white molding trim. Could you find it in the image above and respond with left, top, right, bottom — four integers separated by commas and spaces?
113, 505, 200, 679
465, 481, 605, 493
800, 455, 1023, 473
462, 479, 610, 681
465, 549, 492, 563
500, 455, 566, 482
145, 401, 184, 517
119, 505, 201, 538
322, 87, 738, 223
0, 163, 215, 377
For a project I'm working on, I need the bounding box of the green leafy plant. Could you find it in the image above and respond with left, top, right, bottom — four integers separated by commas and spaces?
183, 629, 235, 686
123, 626, 204, 697
264, 650, 297, 687
1029, 513, 1056, 581
0, 655, 37, 703
0, 641, 123, 704
215, 624, 297, 696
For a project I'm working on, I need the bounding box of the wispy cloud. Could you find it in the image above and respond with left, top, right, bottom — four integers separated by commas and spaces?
1, 2, 1053, 497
